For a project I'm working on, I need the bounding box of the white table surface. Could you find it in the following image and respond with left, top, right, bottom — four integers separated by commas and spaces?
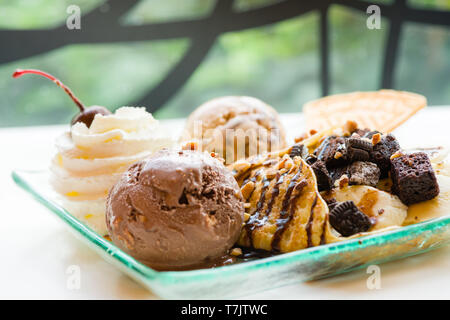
2, 107, 450, 300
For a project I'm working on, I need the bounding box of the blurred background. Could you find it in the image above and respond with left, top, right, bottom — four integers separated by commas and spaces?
0, 0, 449, 127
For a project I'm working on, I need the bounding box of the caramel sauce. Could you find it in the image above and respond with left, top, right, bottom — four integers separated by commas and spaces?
357, 189, 379, 217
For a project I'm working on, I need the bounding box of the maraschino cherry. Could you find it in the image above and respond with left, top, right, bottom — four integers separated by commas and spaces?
13, 69, 111, 127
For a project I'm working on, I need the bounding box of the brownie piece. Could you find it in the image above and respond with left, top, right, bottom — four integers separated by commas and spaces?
370, 133, 400, 177
390, 152, 439, 205
311, 160, 332, 191
329, 201, 372, 237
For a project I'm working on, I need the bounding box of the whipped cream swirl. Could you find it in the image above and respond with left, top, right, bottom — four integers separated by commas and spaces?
50, 107, 175, 235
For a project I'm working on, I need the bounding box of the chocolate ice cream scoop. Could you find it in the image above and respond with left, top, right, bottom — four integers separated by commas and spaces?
106, 149, 245, 270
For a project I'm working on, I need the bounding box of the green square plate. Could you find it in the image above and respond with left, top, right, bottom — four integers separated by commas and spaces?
12, 169, 450, 299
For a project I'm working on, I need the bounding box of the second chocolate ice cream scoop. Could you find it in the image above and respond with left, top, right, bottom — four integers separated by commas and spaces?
106, 149, 244, 270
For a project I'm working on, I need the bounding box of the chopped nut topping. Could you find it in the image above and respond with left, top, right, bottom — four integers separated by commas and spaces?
335, 174, 349, 189
289, 160, 300, 174
241, 181, 255, 200
372, 133, 382, 145
230, 247, 243, 256
334, 151, 343, 159
309, 129, 318, 135
344, 120, 358, 135
284, 158, 294, 171
182, 141, 198, 151
277, 155, 289, 169
265, 169, 277, 179
390, 151, 403, 160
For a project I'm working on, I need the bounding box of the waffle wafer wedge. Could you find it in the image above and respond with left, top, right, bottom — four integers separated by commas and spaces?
303, 90, 426, 133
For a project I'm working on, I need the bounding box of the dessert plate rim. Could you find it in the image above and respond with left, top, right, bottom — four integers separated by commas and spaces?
11, 168, 450, 282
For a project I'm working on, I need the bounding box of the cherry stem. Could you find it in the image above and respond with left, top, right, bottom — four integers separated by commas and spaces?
13, 69, 85, 112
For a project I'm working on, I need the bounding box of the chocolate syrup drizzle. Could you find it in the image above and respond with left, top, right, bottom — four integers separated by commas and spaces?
269, 160, 306, 250
241, 154, 329, 254
271, 175, 308, 251
263, 172, 288, 223
245, 176, 270, 246
242, 168, 262, 186
305, 194, 318, 248
320, 213, 328, 245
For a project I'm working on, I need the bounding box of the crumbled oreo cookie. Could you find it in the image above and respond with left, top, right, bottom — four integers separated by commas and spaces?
369, 133, 400, 177
390, 152, 439, 205
347, 137, 372, 162
347, 161, 380, 187
314, 135, 374, 168
315, 136, 348, 168
328, 161, 380, 187
325, 197, 338, 211
311, 130, 400, 180
310, 160, 332, 191
329, 201, 372, 237
329, 166, 349, 185
289, 144, 308, 159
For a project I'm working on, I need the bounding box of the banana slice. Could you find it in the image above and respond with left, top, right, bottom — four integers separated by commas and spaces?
321, 185, 408, 231
234, 155, 329, 252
